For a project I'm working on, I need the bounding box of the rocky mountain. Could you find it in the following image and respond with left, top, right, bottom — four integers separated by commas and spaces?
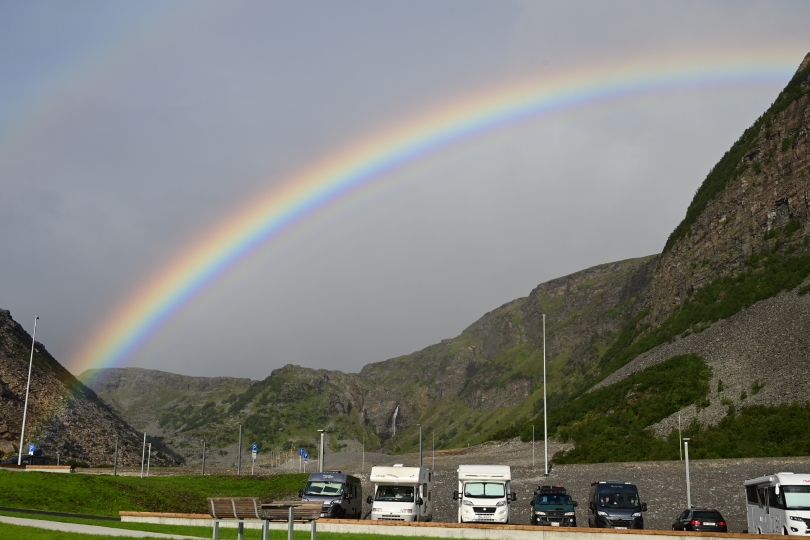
0, 309, 179, 466
84, 52, 810, 465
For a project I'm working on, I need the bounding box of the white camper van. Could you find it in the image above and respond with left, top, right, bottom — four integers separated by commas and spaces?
453, 465, 516, 523
367, 464, 433, 521
745, 473, 810, 535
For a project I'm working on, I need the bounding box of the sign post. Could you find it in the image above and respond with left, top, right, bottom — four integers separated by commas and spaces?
251, 444, 258, 476
298, 447, 306, 474
303, 451, 309, 472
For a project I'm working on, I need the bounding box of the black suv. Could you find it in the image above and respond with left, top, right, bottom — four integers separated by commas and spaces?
672, 508, 728, 532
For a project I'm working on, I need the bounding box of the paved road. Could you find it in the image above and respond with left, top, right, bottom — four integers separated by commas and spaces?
0, 515, 202, 538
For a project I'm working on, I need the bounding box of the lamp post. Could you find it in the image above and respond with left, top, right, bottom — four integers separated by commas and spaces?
146, 442, 152, 477
418, 424, 423, 468
140, 432, 146, 478
543, 314, 548, 476
201, 440, 207, 476
318, 429, 325, 472
532, 425, 535, 468
113, 436, 119, 476
17, 316, 39, 465
237, 424, 242, 475
362, 434, 365, 473
683, 438, 692, 508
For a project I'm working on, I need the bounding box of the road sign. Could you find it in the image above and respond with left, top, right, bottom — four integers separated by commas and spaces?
252, 444, 258, 452
303, 452, 309, 462
28, 444, 35, 455
299, 447, 305, 457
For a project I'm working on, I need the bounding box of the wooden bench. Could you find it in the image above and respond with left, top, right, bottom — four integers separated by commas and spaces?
262, 501, 323, 540
208, 497, 264, 540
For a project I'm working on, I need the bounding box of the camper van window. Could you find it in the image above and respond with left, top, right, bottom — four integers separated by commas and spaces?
783, 486, 810, 510
464, 482, 506, 499
598, 491, 639, 509
538, 494, 572, 505
768, 487, 784, 510
746, 486, 759, 505
304, 481, 344, 496
375, 486, 414, 502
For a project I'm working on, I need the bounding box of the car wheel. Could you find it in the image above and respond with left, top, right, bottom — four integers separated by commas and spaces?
784, 528, 788, 535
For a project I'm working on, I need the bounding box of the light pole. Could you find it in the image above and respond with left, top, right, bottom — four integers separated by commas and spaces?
678, 413, 683, 460
146, 442, 152, 477
318, 429, 325, 472
532, 425, 535, 468
432, 432, 435, 470
17, 316, 39, 466
543, 314, 548, 476
140, 432, 146, 478
362, 434, 365, 473
237, 424, 242, 475
418, 424, 423, 468
683, 438, 692, 508
201, 440, 207, 476
113, 436, 119, 476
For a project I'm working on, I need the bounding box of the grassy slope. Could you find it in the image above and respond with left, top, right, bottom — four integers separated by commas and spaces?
0, 471, 307, 516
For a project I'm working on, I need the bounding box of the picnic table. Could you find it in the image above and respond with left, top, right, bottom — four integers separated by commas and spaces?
207, 498, 322, 540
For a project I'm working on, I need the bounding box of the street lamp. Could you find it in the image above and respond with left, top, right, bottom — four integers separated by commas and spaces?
237, 424, 242, 475
542, 314, 548, 476
418, 424, 423, 468
683, 438, 692, 508
318, 429, 325, 472
18, 316, 39, 465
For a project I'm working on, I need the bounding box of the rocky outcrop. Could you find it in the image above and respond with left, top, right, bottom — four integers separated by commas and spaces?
0, 309, 179, 466
644, 53, 810, 323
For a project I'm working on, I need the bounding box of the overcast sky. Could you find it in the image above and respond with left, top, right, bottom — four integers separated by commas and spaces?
2, 1, 808, 379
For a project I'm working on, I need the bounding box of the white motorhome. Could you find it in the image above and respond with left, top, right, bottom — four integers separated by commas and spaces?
367, 464, 433, 521
453, 464, 516, 523
745, 473, 810, 535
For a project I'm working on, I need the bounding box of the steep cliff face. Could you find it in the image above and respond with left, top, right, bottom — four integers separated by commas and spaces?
644, 53, 810, 323
0, 310, 177, 466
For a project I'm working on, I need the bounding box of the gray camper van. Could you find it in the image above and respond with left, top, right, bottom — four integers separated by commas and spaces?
587, 481, 647, 529
300, 471, 362, 519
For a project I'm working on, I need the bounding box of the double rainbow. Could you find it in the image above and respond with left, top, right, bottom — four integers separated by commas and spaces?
69, 51, 801, 375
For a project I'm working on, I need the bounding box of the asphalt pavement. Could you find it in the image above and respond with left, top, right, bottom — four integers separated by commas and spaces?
0, 515, 203, 538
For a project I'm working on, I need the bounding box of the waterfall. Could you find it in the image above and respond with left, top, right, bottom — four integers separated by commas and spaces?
391, 405, 400, 437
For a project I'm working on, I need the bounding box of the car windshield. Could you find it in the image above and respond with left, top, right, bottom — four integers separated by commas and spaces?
464, 482, 506, 499
304, 481, 344, 497
693, 511, 723, 520
784, 486, 810, 509
598, 490, 640, 509
375, 486, 414, 502
536, 494, 572, 505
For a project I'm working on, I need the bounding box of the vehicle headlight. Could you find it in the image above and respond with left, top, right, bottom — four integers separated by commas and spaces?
790, 516, 805, 522
372, 507, 383, 512
535, 511, 546, 515
496, 501, 506, 507
632, 512, 642, 517
565, 511, 575, 516
462, 500, 474, 506
598, 511, 608, 516
400, 509, 413, 513
330, 499, 342, 505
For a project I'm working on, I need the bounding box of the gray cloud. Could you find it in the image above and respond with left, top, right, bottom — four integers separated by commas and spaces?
1, 0, 808, 377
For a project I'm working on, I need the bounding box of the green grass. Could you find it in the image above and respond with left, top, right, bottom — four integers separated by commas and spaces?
682, 402, 810, 459
0, 471, 307, 516
0, 520, 445, 540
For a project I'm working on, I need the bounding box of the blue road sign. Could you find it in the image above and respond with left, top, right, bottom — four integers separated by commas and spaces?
299, 447, 305, 457
28, 444, 35, 455
303, 452, 309, 461
252, 444, 258, 452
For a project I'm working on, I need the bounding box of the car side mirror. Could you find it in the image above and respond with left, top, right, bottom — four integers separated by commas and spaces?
298, 490, 303, 498
366, 496, 372, 504
511, 493, 517, 502
573, 501, 578, 507
416, 497, 423, 506
453, 491, 459, 500
642, 503, 648, 512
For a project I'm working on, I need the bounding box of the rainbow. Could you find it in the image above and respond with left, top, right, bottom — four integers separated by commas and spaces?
69, 50, 803, 375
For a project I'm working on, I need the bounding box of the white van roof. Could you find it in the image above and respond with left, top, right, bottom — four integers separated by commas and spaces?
458, 464, 511, 481
370, 466, 423, 484
744, 473, 810, 486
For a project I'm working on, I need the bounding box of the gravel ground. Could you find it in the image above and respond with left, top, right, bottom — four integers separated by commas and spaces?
78, 441, 810, 533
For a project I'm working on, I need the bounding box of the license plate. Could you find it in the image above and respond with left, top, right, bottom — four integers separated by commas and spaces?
551, 522, 560, 527
615, 527, 628, 529
704, 522, 715, 526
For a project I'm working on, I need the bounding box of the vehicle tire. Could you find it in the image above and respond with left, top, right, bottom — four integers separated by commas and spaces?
784, 528, 788, 535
